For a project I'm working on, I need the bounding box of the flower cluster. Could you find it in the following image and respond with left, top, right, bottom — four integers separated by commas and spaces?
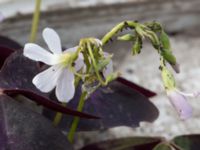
24, 28, 113, 103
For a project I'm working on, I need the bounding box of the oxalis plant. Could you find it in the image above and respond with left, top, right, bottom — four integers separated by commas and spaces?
0, 0, 200, 150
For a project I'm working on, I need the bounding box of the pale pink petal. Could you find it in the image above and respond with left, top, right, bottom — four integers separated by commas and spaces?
23, 43, 60, 65
0, 12, 4, 22
167, 90, 192, 120
43, 28, 62, 54
56, 68, 75, 102
32, 65, 62, 92
103, 52, 113, 78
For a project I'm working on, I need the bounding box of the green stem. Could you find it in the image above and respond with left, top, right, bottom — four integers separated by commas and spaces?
101, 21, 137, 46
67, 91, 87, 143
53, 103, 66, 126
29, 0, 41, 42
87, 42, 107, 86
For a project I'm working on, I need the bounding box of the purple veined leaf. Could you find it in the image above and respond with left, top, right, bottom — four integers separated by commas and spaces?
0, 48, 99, 119
80, 137, 162, 150
44, 79, 159, 131
117, 77, 156, 97
172, 134, 200, 150
2, 88, 99, 119
0, 46, 15, 69
0, 35, 22, 50
153, 142, 181, 150
0, 94, 74, 150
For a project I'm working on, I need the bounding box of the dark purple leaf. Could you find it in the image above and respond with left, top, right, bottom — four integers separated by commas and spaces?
0, 50, 99, 119
117, 77, 156, 97
3, 88, 99, 119
0, 46, 15, 69
44, 79, 159, 131
80, 137, 162, 150
0, 94, 74, 150
0, 35, 22, 50
172, 134, 200, 150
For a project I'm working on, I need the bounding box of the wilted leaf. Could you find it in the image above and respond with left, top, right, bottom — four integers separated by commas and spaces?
81, 137, 162, 150
0, 94, 74, 150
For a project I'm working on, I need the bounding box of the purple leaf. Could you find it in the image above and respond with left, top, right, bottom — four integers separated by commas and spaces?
3, 88, 99, 119
0, 46, 15, 69
44, 80, 159, 131
0, 35, 22, 50
117, 77, 156, 97
0, 50, 99, 119
0, 94, 74, 150
80, 137, 162, 150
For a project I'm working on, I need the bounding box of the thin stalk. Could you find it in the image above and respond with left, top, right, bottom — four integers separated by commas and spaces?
53, 103, 66, 126
67, 91, 87, 143
29, 0, 41, 42
87, 42, 107, 86
101, 21, 137, 46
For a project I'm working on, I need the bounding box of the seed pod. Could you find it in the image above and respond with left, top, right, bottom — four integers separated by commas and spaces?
160, 30, 171, 51
161, 50, 176, 65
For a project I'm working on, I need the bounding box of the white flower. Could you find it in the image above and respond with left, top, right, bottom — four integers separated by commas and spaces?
23, 28, 84, 103
167, 89, 199, 120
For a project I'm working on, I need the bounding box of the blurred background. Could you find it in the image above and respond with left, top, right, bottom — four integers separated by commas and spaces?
1, 0, 200, 148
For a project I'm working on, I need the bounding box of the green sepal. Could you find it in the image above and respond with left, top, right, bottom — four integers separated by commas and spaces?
132, 37, 142, 55
97, 57, 112, 71
161, 66, 176, 90
105, 72, 119, 84
117, 34, 135, 41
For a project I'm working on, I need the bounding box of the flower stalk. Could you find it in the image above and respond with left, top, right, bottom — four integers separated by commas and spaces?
67, 91, 87, 143
29, 0, 41, 42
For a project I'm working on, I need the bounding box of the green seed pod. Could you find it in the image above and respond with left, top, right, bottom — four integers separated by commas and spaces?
161, 50, 176, 65
160, 30, 171, 51
117, 34, 135, 41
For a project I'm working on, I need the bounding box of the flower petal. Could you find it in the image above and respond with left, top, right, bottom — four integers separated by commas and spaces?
56, 68, 75, 102
64, 46, 78, 53
23, 43, 60, 65
43, 28, 62, 54
74, 53, 84, 71
103, 52, 113, 78
32, 65, 62, 93
167, 90, 192, 120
